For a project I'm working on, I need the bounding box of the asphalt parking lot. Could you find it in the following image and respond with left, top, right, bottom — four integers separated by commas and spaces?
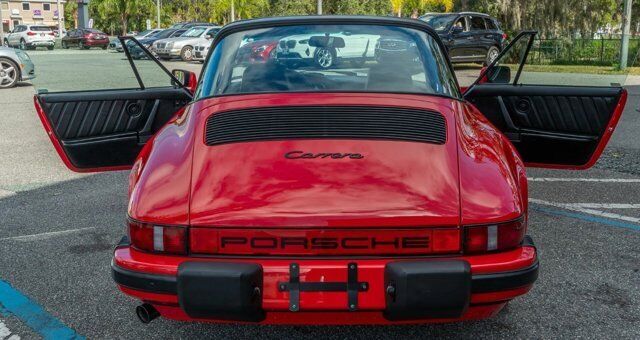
0, 49, 639, 339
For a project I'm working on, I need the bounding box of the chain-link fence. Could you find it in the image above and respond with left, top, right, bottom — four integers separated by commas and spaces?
528, 37, 640, 67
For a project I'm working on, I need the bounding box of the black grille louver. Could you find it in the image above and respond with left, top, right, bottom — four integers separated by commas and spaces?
205, 106, 446, 146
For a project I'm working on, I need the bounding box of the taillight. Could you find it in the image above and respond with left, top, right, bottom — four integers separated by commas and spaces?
128, 219, 187, 254
502, 33, 508, 41
48, 32, 55, 36
27, 31, 36, 36
464, 217, 526, 253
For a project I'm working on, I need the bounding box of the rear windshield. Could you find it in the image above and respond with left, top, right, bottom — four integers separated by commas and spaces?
196, 24, 459, 99
30, 26, 52, 32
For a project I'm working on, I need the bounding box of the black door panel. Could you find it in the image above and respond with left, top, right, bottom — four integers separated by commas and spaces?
466, 84, 624, 166
37, 88, 190, 170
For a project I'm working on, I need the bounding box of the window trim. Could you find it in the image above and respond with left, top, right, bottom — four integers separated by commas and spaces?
197, 16, 462, 101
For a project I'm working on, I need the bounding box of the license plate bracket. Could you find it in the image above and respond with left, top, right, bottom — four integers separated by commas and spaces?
278, 263, 369, 312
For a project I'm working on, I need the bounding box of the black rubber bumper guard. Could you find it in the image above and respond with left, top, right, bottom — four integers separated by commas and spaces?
112, 236, 539, 321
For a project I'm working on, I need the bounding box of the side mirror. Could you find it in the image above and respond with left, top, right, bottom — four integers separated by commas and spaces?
484, 65, 511, 84
172, 69, 198, 94
451, 26, 464, 35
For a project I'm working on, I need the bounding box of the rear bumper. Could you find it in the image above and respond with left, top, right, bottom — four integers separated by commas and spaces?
26, 40, 54, 46
112, 236, 538, 324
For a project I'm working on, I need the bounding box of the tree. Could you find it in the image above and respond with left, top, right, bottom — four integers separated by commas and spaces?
92, 0, 155, 35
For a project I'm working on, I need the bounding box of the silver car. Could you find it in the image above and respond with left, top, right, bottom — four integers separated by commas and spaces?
153, 26, 220, 61
0, 46, 35, 88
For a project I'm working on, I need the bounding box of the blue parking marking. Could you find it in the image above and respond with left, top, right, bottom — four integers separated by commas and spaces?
0, 280, 84, 339
531, 205, 640, 232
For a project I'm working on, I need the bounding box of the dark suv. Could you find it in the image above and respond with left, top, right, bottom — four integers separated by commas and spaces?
420, 12, 506, 65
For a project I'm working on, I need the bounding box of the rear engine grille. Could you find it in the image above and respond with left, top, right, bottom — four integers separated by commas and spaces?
205, 106, 446, 146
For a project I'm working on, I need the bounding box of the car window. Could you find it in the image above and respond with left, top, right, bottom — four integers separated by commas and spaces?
206, 28, 220, 36
182, 27, 207, 37
196, 24, 460, 99
470, 17, 486, 30
485, 19, 497, 30
453, 17, 467, 32
30, 26, 51, 32
420, 14, 456, 32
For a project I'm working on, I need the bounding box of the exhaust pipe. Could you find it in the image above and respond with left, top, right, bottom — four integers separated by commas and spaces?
136, 303, 160, 324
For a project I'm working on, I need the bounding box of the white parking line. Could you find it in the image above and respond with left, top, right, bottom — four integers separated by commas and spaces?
0, 319, 20, 340
530, 198, 640, 224
0, 227, 96, 242
528, 177, 640, 183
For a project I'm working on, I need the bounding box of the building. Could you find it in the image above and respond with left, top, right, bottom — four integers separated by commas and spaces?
1, 0, 65, 32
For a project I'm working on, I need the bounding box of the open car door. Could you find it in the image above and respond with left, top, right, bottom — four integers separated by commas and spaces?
463, 31, 627, 169
34, 37, 195, 172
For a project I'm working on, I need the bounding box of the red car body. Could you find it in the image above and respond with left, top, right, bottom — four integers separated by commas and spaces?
34, 17, 625, 325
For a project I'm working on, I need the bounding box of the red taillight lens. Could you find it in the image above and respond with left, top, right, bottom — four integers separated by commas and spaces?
27, 31, 36, 36
502, 33, 508, 41
128, 219, 187, 254
464, 217, 526, 253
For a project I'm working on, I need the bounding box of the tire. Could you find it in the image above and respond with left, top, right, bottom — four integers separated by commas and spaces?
102, 45, 107, 50
180, 46, 194, 61
19, 39, 26, 50
0, 57, 19, 89
79, 41, 89, 49
484, 46, 500, 66
314, 47, 336, 69
47, 46, 54, 50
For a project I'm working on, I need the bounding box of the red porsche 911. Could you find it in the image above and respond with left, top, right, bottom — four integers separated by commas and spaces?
34, 17, 625, 325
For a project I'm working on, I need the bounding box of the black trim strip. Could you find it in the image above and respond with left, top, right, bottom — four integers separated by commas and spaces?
471, 261, 539, 293
111, 260, 538, 296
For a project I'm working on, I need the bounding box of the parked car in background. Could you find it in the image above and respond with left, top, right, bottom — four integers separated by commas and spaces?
275, 31, 378, 69
129, 29, 187, 59
192, 41, 210, 63
235, 39, 278, 65
62, 29, 110, 49
420, 12, 506, 65
374, 37, 420, 66
153, 26, 221, 61
109, 38, 123, 52
134, 29, 164, 40
169, 22, 216, 29
4, 25, 56, 50
48, 26, 67, 38
0, 46, 35, 88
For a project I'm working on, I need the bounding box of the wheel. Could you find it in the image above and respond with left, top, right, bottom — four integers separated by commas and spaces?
314, 47, 336, 69
19, 39, 26, 50
79, 41, 89, 49
0, 57, 19, 89
485, 46, 500, 66
47, 46, 54, 50
61, 41, 69, 49
102, 45, 107, 50
180, 46, 194, 61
